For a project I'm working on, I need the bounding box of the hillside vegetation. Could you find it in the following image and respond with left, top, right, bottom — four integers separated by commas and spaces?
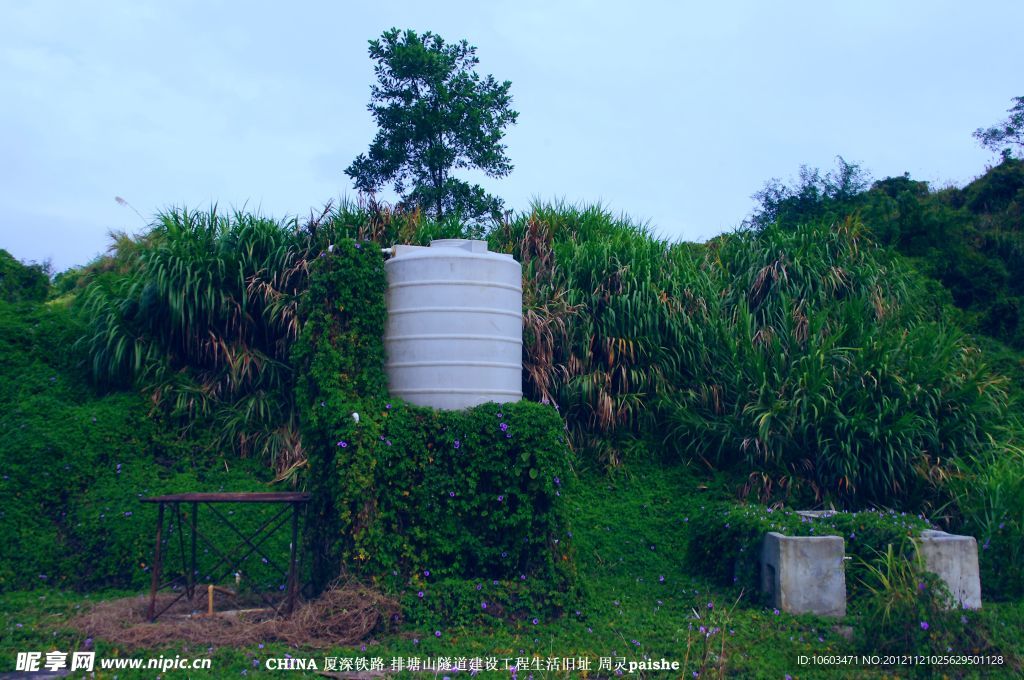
1, 161, 1023, 674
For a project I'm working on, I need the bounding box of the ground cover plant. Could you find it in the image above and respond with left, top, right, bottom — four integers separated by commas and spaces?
2, 466, 1022, 678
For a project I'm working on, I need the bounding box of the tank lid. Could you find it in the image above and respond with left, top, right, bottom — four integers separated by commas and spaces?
390, 239, 514, 260
429, 239, 490, 252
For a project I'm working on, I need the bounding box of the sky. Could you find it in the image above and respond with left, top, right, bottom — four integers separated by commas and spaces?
2, 0, 1022, 273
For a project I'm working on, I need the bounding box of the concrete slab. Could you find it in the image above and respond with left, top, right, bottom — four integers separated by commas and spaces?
761, 532, 846, 617
917, 530, 982, 609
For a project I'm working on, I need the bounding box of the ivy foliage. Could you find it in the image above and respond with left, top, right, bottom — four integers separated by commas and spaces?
293, 240, 578, 617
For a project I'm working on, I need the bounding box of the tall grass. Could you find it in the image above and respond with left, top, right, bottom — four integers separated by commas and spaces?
496, 205, 1008, 508
660, 218, 1008, 508
74, 199, 1011, 511
493, 202, 716, 467
76, 199, 486, 472
80, 207, 307, 470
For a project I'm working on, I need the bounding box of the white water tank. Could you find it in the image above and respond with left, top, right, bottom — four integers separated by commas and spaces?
384, 239, 523, 410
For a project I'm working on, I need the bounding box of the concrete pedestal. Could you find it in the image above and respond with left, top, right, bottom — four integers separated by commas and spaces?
761, 532, 846, 617
917, 530, 982, 609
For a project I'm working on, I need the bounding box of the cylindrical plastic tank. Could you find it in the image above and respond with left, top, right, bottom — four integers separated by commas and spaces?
384, 239, 523, 410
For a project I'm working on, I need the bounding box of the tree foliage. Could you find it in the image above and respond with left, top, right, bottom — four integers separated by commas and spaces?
0, 249, 49, 303
345, 28, 518, 222
747, 156, 871, 230
974, 96, 1024, 159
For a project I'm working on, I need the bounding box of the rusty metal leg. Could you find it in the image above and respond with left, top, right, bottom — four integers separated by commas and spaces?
175, 504, 185, 593
147, 502, 165, 621
188, 501, 197, 598
287, 502, 299, 615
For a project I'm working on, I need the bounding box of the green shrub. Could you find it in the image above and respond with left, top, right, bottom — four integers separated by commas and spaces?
293, 240, 579, 616
685, 502, 931, 599
0, 250, 49, 303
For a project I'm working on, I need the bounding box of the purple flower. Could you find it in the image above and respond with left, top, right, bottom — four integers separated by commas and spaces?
773, 608, 780, 616
454, 440, 461, 449
532, 618, 539, 625
123, 511, 132, 517
553, 476, 560, 485
658, 575, 665, 583
386, 403, 391, 409
449, 491, 456, 497
354, 243, 361, 249
337, 441, 348, 448
424, 570, 430, 576
920, 621, 929, 630
418, 591, 424, 598
500, 423, 508, 432
707, 602, 714, 610
497, 495, 504, 502
116, 464, 122, 474
476, 583, 482, 590
435, 630, 441, 637
481, 602, 487, 609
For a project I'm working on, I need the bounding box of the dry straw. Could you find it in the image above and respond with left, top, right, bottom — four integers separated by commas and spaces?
69, 581, 400, 650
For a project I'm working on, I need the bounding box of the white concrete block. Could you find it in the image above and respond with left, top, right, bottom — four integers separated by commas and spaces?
761, 532, 846, 617
917, 530, 982, 609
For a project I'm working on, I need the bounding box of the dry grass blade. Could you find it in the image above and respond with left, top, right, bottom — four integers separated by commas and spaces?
68, 581, 400, 650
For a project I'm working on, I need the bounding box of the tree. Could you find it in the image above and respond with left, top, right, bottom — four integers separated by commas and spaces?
345, 28, 519, 222
974, 96, 1024, 159
747, 156, 870, 230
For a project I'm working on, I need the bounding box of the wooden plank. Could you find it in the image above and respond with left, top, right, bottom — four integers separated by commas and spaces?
140, 492, 310, 503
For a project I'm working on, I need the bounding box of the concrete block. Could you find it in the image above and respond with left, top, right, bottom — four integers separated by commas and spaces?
761, 532, 846, 617
917, 530, 982, 609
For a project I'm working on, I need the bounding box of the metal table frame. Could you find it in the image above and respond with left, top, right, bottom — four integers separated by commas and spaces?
140, 492, 309, 621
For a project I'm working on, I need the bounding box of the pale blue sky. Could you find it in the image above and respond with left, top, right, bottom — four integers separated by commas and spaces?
2, 0, 1021, 272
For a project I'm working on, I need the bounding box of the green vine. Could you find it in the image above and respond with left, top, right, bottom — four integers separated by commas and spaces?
293, 239, 578, 618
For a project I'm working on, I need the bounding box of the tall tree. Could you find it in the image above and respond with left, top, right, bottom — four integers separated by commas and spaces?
974, 96, 1024, 159
346, 28, 519, 222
